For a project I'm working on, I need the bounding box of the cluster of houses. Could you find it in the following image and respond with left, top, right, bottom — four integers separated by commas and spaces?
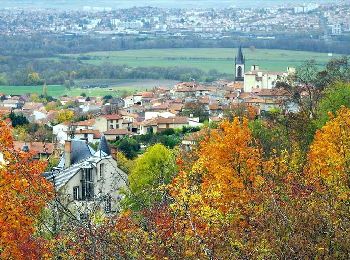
0, 47, 298, 217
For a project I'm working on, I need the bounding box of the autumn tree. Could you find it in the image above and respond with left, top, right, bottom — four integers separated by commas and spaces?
55, 109, 74, 124
301, 106, 350, 258
0, 120, 53, 259
166, 118, 267, 258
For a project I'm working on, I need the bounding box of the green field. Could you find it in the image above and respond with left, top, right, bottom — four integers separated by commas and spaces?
0, 85, 65, 96
0, 79, 177, 97
65, 48, 342, 73
2, 48, 344, 97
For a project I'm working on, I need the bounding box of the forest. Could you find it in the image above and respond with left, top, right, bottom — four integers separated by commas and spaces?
1, 57, 350, 259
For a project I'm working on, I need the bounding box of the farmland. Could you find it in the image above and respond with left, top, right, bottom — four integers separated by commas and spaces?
65, 48, 341, 74
0, 79, 177, 97
1, 48, 343, 97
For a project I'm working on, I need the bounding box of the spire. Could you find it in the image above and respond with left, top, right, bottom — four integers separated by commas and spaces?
235, 46, 245, 64
98, 136, 111, 156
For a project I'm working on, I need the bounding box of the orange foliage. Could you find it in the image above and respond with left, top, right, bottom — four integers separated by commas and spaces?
172, 118, 264, 213
0, 120, 53, 259
166, 118, 266, 258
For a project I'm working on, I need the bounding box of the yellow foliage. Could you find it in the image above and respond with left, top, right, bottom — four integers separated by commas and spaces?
56, 110, 74, 123
307, 106, 350, 194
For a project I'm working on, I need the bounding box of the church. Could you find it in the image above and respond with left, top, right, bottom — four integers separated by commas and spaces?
234, 47, 295, 93
234, 46, 245, 82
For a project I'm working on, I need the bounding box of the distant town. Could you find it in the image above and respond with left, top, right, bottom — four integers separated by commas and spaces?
0, 3, 349, 38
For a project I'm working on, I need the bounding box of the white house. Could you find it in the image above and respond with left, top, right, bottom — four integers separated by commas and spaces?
44, 137, 128, 216
53, 123, 69, 144
123, 94, 143, 108
244, 65, 294, 93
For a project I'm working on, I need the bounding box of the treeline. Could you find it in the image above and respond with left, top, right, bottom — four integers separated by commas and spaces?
0, 33, 349, 58
0, 58, 227, 86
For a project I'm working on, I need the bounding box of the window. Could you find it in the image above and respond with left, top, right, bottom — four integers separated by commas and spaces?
104, 196, 112, 213
99, 163, 105, 180
237, 66, 243, 78
80, 213, 88, 221
73, 186, 79, 200
81, 169, 94, 200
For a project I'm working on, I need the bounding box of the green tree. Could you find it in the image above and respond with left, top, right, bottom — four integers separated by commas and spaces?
0, 73, 8, 85
9, 112, 29, 127
115, 137, 140, 159
27, 71, 44, 86
316, 82, 350, 127
124, 144, 176, 211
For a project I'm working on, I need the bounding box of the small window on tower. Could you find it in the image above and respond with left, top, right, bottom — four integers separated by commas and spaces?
237, 66, 242, 78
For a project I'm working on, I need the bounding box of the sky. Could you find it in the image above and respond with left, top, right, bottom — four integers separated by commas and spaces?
0, 0, 338, 9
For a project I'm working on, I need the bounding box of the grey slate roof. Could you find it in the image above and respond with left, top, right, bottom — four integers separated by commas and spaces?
235, 46, 245, 64
98, 136, 111, 156
55, 140, 95, 168
44, 156, 105, 189
70, 140, 95, 165
43, 138, 117, 190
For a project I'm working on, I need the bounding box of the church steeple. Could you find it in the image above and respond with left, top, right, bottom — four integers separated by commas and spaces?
235, 46, 245, 82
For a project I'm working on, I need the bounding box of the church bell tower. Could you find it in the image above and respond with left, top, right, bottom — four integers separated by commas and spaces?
235, 46, 245, 82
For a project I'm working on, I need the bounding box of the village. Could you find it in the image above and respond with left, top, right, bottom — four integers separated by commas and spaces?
0, 47, 296, 155
0, 47, 300, 215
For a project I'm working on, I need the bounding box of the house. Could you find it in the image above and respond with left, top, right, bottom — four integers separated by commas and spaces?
44, 137, 128, 215
94, 114, 124, 132
13, 141, 54, 160
104, 129, 131, 141
244, 65, 294, 93
140, 116, 191, 135
123, 94, 143, 108
2, 99, 21, 109
22, 102, 44, 111
72, 119, 96, 130
53, 122, 70, 144
72, 129, 102, 144
182, 128, 210, 151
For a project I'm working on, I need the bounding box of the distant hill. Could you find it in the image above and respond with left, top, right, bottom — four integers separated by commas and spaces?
0, 0, 337, 9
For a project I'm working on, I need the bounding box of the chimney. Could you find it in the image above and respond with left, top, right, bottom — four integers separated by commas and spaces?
64, 140, 72, 168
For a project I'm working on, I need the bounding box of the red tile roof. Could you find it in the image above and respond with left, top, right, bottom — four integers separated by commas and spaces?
104, 129, 131, 135
103, 114, 122, 120
157, 116, 188, 124
74, 129, 102, 139
13, 141, 54, 155
72, 119, 95, 127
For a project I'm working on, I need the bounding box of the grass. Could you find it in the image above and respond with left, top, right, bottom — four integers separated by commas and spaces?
0, 85, 65, 96
0, 79, 177, 97
64, 48, 342, 74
